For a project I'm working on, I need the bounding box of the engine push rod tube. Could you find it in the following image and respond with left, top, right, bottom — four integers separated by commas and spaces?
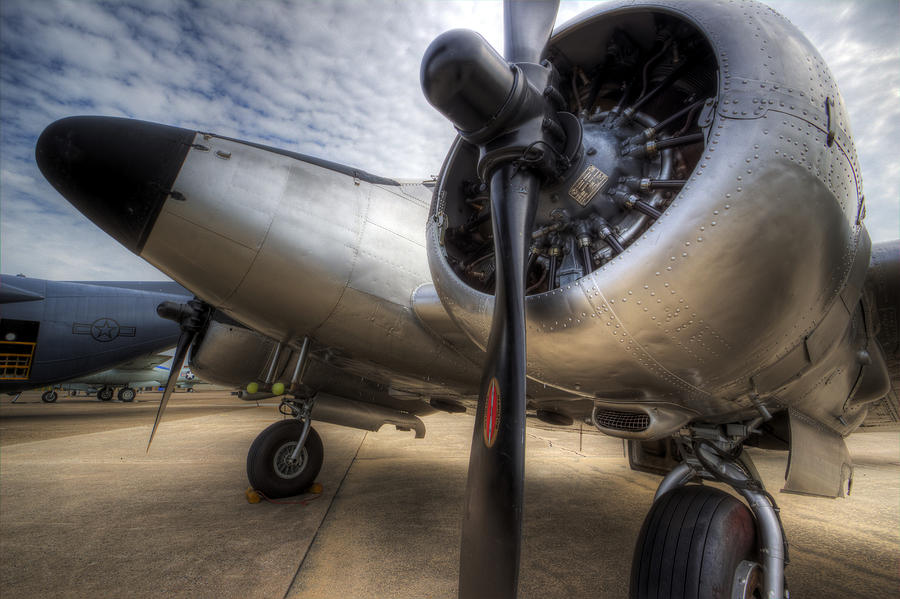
620, 176, 686, 192
631, 200, 663, 220
622, 132, 704, 158
654, 132, 704, 151
645, 178, 686, 190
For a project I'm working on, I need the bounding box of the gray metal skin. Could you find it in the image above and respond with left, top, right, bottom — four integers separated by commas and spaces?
138, 141, 485, 398
428, 0, 895, 442
0, 275, 189, 393
66, 0, 893, 449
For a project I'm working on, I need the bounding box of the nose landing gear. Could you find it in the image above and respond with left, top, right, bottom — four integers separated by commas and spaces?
247, 372, 325, 498
246, 400, 324, 499
631, 422, 789, 599
246, 336, 323, 498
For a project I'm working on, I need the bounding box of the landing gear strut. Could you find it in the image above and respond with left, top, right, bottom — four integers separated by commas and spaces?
247, 396, 323, 498
631, 421, 789, 599
246, 336, 323, 498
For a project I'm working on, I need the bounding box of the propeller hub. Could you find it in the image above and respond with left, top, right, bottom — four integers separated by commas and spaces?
421, 26, 572, 183
421, 29, 516, 134
157, 299, 211, 333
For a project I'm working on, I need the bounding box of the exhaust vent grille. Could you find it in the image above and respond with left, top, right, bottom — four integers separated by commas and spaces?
594, 409, 651, 432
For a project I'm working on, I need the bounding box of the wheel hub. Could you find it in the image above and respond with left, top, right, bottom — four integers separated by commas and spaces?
732, 559, 763, 599
272, 441, 307, 479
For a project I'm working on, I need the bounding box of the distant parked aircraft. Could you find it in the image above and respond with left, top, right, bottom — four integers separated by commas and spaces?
45, 352, 200, 402
1, 275, 190, 400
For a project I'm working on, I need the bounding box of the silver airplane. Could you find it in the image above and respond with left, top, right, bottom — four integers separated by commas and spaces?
32, 1, 899, 598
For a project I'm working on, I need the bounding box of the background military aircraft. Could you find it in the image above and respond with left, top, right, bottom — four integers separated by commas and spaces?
1, 275, 189, 400
54, 351, 199, 402
25, 1, 900, 599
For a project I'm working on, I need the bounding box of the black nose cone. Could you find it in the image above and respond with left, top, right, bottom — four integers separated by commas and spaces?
36, 116, 196, 254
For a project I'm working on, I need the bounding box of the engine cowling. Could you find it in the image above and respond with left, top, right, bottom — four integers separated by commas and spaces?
426, 0, 873, 437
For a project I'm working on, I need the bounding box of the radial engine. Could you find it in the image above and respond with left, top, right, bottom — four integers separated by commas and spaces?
425, 1, 890, 446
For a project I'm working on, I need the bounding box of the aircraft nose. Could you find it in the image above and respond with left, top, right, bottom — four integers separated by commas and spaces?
35, 116, 196, 253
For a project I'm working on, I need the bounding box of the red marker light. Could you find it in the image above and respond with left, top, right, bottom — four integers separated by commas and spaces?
483, 377, 501, 448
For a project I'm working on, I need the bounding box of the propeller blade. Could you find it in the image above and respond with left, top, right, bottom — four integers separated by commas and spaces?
458, 164, 540, 599
148, 298, 209, 451
147, 327, 195, 451
422, 5, 569, 598
503, 0, 559, 64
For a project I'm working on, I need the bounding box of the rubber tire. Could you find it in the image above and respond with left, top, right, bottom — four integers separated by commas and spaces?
118, 387, 135, 402
97, 388, 113, 401
630, 485, 759, 599
41, 391, 58, 403
247, 420, 324, 498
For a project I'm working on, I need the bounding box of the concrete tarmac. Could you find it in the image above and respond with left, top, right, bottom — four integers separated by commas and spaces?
1, 390, 897, 598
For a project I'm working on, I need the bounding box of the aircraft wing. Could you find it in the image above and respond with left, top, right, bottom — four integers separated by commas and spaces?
111, 351, 173, 372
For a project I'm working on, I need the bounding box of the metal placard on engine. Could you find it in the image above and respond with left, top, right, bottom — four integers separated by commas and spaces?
568, 165, 609, 206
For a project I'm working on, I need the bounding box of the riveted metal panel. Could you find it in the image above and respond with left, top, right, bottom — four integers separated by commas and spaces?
348, 185, 430, 306
142, 209, 258, 306
426, 0, 870, 430
224, 159, 369, 338
165, 135, 287, 250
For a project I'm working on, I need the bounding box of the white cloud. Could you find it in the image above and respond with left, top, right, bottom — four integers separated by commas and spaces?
1, 0, 897, 282
766, 0, 899, 243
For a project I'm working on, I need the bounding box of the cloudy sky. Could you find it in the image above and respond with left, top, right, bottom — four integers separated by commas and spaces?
1, 0, 897, 281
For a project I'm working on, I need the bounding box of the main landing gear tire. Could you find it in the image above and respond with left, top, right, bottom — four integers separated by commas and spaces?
97, 387, 113, 401
247, 420, 324, 499
117, 387, 136, 402
629, 485, 761, 599
41, 390, 58, 403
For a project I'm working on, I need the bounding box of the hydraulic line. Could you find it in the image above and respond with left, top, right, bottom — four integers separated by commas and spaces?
651, 97, 706, 136
637, 39, 673, 100
622, 59, 689, 119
